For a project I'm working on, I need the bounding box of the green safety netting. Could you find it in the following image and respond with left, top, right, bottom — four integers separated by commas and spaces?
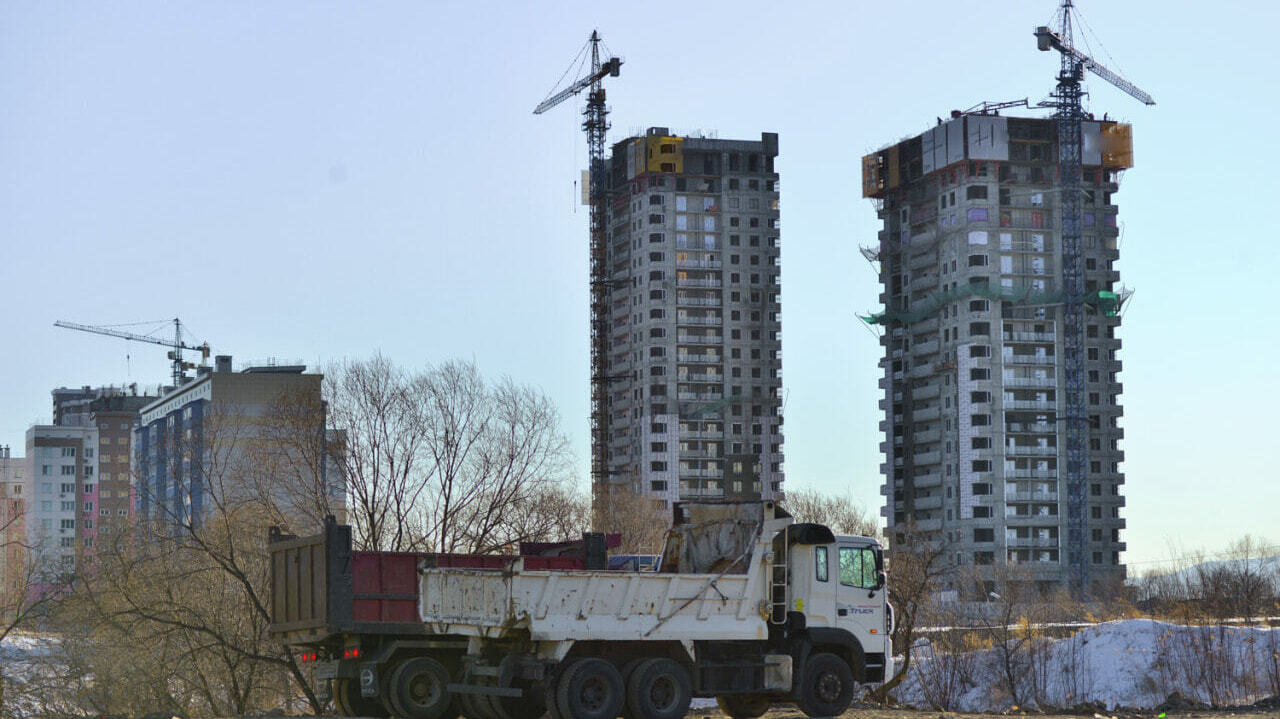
860, 285, 1122, 325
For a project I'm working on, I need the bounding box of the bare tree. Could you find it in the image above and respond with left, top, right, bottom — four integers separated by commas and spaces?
782, 487, 879, 537
1, 493, 66, 717
592, 482, 670, 556
42, 399, 330, 719
325, 355, 434, 551
869, 522, 954, 703
325, 357, 579, 554
252, 385, 346, 533
420, 367, 572, 553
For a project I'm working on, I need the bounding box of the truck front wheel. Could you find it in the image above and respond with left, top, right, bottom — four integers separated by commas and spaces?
796, 652, 855, 718
387, 657, 456, 719
555, 658, 624, 719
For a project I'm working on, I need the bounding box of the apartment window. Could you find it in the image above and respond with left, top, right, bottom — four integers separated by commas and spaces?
971, 437, 991, 449
973, 506, 992, 518
970, 368, 990, 380
969, 345, 990, 358
649, 461, 667, 471
971, 460, 991, 472
971, 483, 992, 495
61, 466, 75, 476
973, 528, 994, 542
971, 414, 990, 426
970, 391, 990, 403
969, 322, 990, 337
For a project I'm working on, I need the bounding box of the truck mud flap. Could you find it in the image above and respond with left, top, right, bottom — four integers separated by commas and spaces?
446, 683, 523, 698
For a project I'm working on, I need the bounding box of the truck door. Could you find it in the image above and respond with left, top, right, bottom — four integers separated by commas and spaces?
800, 544, 837, 626
835, 545, 884, 639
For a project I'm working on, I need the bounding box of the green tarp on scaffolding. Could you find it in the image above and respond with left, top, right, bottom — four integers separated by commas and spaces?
861, 285, 1122, 325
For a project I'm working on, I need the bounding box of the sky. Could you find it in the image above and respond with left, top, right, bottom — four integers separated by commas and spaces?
2, 1, 1277, 572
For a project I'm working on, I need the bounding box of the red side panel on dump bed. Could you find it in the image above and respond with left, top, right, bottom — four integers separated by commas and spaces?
351, 552, 422, 623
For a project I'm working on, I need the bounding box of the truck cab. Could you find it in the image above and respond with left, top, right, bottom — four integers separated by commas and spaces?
784, 535, 892, 684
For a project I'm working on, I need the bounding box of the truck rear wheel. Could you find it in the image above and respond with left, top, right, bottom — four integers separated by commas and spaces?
796, 652, 854, 718
387, 657, 455, 719
624, 658, 691, 719
486, 686, 545, 719
555, 658, 624, 719
458, 692, 488, 719
334, 677, 391, 718
715, 694, 770, 719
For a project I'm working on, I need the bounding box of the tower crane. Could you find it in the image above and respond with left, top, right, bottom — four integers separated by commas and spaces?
1034, 0, 1153, 591
533, 31, 622, 484
55, 318, 211, 388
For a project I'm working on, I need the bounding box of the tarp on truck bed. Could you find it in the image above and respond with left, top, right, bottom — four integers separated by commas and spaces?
660, 502, 768, 574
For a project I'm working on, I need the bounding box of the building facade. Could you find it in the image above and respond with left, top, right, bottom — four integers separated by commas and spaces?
49, 385, 160, 545
862, 112, 1130, 594
134, 356, 343, 531
0, 447, 26, 616
600, 128, 784, 505
24, 424, 98, 578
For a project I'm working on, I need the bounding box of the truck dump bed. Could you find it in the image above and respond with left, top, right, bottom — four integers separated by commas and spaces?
420, 509, 790, 643
421, 564, 768, 641
268, 518, 622, 644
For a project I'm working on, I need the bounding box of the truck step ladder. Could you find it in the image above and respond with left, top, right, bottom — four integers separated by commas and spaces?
769, 525, 788, 624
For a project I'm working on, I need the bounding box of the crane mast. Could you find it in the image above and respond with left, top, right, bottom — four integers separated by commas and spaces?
534, 32, 622, 486
1036, 0, 1153, 592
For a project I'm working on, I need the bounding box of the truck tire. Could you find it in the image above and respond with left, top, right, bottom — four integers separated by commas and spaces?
554, 658, 624, 719
334, 677, 391, 717
387, 657, 455, 719
715, 694, 770, 719
624, 658, 691, 719
458, 693, 487, 719
485, 686, 545, 719
795, 652, 854, 718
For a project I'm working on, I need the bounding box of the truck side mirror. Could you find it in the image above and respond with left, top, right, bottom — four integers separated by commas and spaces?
876, 569, 887, 590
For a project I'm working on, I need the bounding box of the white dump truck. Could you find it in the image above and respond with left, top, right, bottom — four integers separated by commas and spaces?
270, 501, 893, 719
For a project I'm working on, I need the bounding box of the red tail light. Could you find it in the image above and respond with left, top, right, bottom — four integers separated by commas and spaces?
342, 647, 361, 659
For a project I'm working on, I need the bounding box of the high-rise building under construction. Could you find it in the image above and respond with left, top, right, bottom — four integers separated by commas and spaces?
862, 112, 1133, 593
598, 128, 783, 506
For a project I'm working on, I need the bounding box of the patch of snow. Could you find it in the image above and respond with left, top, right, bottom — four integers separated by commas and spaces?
893, 618, 1280, 712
